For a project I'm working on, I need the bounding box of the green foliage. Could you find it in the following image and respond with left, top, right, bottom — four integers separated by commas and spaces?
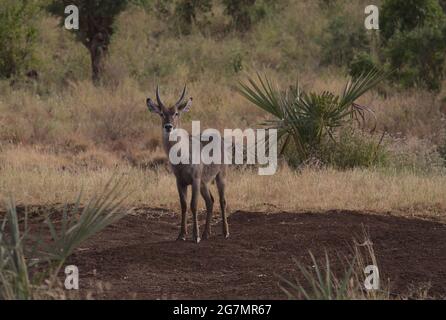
238, 69, 389, 166
47, 0, 131, 82
0, 0, 40, 78
223, 0, 276, 32
320, 128, 388, 169
0, 178, 129, 299
223, 0, 256, 32
349, 52, 377, 80
381, 0, 446, 91
320, 7, 370, 67
174, 0, 212, 34
384, 24, 446, 91
47, 0, 130, 40
381, 0, 446, 40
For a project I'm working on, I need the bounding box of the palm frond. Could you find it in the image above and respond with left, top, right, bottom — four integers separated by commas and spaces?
238, 70, 388, 164
0, 176, 131, 300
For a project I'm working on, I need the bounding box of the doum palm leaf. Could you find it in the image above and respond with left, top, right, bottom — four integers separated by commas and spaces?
0, 176, 130, 299
238, 69, 389, 160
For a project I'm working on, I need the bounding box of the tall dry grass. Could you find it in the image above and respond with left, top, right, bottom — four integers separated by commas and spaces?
1, 146, 446, 220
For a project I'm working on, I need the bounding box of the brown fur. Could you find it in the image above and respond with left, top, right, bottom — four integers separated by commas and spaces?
147, 87, 229, 243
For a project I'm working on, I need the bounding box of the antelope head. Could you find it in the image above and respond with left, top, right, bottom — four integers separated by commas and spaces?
146, 85, 193, 134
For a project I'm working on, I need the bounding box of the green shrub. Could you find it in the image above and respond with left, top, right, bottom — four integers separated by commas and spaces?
320, 128, 389, 169
349, 52, 378, 80
223, 0, 256, 32
320, 8, 369, 68
381, 0, 445, 40
222, 0, 278, 32
384, 24, 446, 91
173, 0, 213, 34
0, 0, 40, 78
381, 0, 446, 91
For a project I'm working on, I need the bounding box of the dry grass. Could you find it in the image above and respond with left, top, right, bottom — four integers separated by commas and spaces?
1, 146, 446, 220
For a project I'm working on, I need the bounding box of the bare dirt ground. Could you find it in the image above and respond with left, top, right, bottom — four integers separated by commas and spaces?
51, 208, 446, 299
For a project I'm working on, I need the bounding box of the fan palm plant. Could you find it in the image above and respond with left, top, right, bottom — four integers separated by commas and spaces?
0, 176, 130, 300
238, 68, 389, 163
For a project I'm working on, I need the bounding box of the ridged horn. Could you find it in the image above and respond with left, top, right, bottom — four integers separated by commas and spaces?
156, 85, 164, 107
174, 85, 187, 108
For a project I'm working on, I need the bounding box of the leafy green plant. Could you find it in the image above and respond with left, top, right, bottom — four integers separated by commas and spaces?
222, 0, 276, 32
238, 69, 389, 165
320, 8, 370, 68
383, 24, 446, 91
174, 0, 212, 34
381, 0, 446, 91
223, 0, 256, 32
320, 128, 388, 169
0, 0, 40, 78
349, 52, 378, 80
381, 0, 445, 41
0, 177, 130, 300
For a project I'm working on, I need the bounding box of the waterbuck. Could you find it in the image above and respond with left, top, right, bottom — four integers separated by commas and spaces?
146, 86, 229, 243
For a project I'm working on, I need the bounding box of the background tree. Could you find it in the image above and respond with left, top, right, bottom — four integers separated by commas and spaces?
222, 0, 256, 32
380, 0, 446, 91
47, 0, 131, 84
0, 0, 40, 78
174, 0, 212, 34
381, 0, 446, 40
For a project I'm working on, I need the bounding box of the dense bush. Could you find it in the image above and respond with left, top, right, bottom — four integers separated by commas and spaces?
0, 0, 40, 78
320, 4, 370, 68
174, 0, 213, 34
319, 128, 389, 169
383, 23, 446, 91
381, 0, 446, 91
222, 0, 257, 32
381, 0, 446, 40
348, 52, 377, 79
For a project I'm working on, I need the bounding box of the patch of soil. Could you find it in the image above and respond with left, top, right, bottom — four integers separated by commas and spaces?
64, 209, 446, 299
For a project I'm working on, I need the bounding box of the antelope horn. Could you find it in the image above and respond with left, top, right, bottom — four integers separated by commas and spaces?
156, 85, 164, 107
174, 85, 187, 108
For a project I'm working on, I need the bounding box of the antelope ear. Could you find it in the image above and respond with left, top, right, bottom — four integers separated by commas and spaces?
178, 97, 193, 113
147, 98, 162, 114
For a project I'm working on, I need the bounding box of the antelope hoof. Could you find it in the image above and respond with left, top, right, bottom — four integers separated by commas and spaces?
223, 232, 230, 239
193, 236, 201, 244
176, 233, 187, 242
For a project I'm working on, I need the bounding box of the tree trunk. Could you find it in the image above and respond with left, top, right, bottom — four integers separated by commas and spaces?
89, 32, 108, 85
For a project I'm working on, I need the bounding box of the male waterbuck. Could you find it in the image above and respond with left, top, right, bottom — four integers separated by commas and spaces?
146, 86, 229, 243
